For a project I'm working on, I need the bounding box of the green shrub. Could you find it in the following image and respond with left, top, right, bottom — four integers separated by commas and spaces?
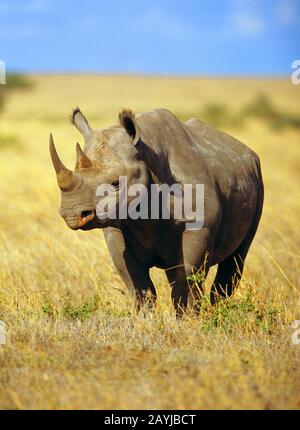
0, 73, 32, 114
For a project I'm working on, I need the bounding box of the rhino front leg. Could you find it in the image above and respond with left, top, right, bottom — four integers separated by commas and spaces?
166, 228, 213, 315
103, 227, 156, 309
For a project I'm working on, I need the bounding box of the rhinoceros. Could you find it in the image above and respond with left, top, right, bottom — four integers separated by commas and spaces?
49, 108, 263, 314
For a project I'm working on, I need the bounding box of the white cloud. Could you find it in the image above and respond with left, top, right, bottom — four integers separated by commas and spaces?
0, 24, 43, 40
27, 0, 49, 13
135, 6, 198, 41
277, 0, 299, 25
233, 13, 265, 35
0, 0, 50, 41
0, 0, 50, 14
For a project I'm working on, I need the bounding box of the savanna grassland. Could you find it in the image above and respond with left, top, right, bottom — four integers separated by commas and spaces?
0, 75, 300, 409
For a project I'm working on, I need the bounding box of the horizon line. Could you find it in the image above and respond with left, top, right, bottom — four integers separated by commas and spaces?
6, 70, 290, 80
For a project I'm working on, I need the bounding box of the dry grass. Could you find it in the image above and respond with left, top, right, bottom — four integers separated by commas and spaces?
0, 75, 300, 410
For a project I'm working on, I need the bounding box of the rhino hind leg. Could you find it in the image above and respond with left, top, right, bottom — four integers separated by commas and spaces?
210, 192, 263, 305
210, 246, 247, 304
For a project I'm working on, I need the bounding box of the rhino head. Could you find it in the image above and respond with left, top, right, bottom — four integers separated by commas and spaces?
50, 108, 148, 230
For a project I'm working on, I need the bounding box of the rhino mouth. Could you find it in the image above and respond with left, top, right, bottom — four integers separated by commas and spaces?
78, 210, 95, 229
76, 209, 115, 230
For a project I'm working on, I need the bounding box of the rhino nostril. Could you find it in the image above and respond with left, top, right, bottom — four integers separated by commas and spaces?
77, 210, 95, 228
81, 210, 94, 218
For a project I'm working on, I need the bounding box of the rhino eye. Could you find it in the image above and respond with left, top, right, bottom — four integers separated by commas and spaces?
111, 180, 119, 189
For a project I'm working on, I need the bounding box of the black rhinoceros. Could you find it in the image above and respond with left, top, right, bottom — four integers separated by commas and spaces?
49, 108, 263, 314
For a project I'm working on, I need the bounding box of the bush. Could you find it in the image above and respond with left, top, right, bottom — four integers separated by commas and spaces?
0, 73, 32, 114
201, 103, 230, 128
242, 93, 300, 130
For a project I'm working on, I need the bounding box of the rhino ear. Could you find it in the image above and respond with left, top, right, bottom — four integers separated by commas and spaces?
119, 109, 139, 144
71, 107, 92, 139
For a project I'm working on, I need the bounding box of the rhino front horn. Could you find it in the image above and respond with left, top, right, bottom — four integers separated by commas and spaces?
49, 133, 78, 191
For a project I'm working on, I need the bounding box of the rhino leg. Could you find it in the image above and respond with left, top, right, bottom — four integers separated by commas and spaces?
166, 228, 213, 316
210, 216, 260, 304
104, 227, 156, 309
210, 188, 263, 304
210, 249, 246, 304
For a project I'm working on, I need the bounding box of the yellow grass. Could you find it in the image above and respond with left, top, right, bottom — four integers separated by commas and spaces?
0, 75, 300, 409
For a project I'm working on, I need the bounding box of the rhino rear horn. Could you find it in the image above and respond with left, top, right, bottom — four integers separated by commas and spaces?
75, 142, 93, 170
49, 133, 78, 191
71, 107, 92, 139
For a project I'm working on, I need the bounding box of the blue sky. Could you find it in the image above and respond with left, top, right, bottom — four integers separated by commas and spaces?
0, 0, 299, 75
